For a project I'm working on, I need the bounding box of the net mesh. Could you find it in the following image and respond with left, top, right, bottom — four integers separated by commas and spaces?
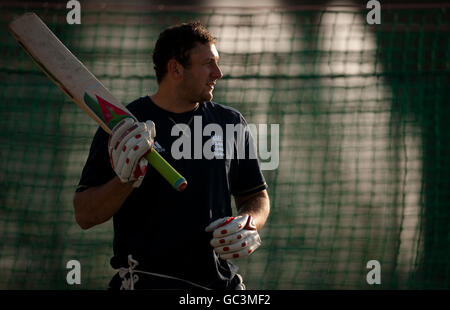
0, 2, 449, 289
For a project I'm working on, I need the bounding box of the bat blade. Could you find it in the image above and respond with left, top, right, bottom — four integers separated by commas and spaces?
9, 12, 187, 191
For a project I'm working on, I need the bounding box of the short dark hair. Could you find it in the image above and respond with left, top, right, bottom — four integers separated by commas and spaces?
152, 21, 216, 84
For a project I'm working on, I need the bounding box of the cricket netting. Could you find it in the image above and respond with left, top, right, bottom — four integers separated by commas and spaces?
0, 1, 449, 289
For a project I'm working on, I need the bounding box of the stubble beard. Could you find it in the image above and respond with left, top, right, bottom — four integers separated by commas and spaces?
192, 87, 213, 104
181, 77, 214, 104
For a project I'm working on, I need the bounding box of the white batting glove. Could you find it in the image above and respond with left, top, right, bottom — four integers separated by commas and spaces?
108, 118, 156, 188
205, 214, 261, 260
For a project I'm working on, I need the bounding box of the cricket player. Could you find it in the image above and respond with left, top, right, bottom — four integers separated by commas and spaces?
73, 21, 270, 290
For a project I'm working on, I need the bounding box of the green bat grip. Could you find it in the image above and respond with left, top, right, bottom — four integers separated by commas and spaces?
146, 149, 187, 191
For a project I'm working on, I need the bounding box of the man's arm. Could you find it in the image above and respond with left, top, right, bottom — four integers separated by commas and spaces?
235, 189, 270, 230
74, 118, 155, 230
73, 176, 134, 230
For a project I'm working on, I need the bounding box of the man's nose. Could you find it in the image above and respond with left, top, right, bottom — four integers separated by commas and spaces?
212, 63, 223, 80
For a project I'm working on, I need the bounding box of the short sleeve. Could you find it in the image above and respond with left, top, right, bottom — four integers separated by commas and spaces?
230, 115, 268, 197
75, 127, 116, 192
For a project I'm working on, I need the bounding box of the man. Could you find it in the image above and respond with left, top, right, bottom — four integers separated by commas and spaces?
73, 22, 270, 290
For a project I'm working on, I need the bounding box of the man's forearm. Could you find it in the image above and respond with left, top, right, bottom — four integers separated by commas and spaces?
236, 190, 270, 230
73, 176, 134, 229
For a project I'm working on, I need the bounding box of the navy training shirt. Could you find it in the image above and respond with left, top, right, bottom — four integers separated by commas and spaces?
76, 96, 267, 289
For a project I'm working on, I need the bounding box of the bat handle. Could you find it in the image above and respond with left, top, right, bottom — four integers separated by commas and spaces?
145, 150, 187, 191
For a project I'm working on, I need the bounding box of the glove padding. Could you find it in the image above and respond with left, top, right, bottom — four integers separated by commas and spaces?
205, 214, 261, 260
108, 118, 155, 188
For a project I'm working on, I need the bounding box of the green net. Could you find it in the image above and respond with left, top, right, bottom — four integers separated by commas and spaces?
0, 2, 449, 289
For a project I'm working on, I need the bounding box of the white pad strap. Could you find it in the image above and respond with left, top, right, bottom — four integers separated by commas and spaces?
117, 255, 211, 290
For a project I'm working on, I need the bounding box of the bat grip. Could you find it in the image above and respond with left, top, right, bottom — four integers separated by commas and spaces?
145, 150, 187, 191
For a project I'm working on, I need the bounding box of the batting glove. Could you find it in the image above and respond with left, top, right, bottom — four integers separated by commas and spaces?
108, 118, 155, 188
205, 214, 261, 260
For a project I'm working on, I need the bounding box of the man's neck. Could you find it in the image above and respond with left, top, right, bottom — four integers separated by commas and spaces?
150, 89, 199, 114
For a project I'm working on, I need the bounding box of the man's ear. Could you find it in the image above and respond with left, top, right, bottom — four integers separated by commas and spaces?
167, 59, 184, 81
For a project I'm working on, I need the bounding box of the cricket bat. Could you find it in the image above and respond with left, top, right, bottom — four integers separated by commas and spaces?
8, 12, 187, 191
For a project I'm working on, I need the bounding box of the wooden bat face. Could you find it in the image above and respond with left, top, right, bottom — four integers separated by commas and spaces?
9, 12, 187, 191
